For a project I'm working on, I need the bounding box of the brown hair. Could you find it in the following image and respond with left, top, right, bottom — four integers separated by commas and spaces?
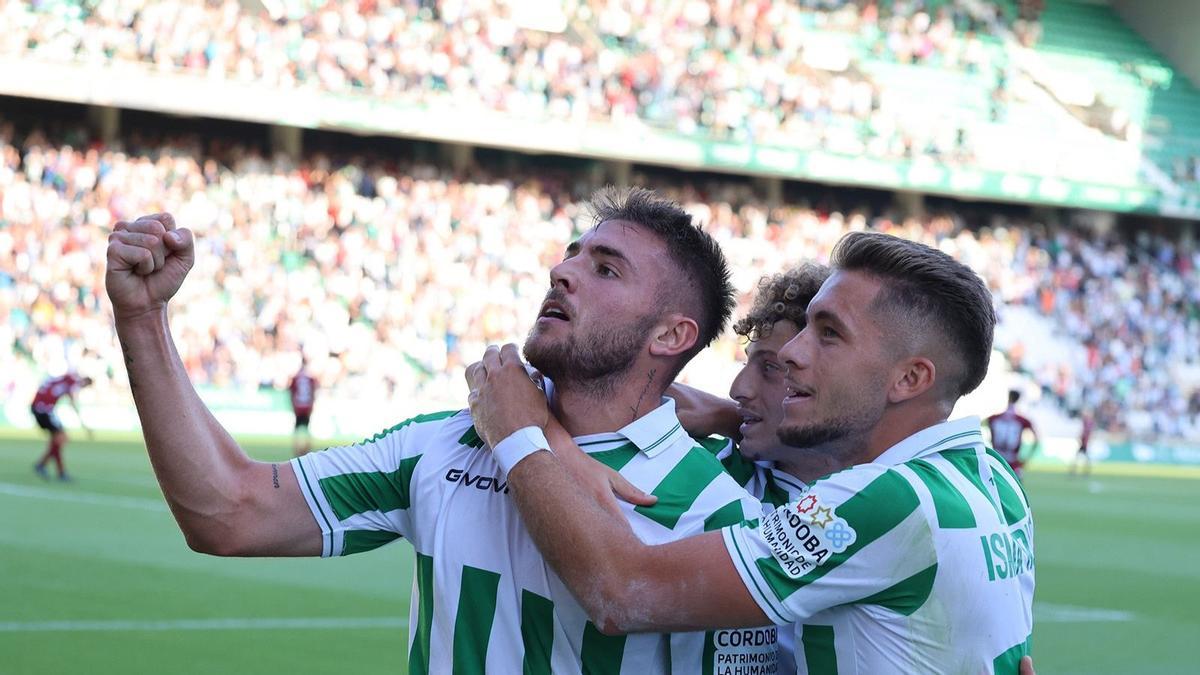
831, 231, 995, 398
733, 263, 830, 341
587, 186, 735, 361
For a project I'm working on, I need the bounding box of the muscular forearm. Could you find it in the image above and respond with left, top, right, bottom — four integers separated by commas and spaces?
508, 449, 766, 634
117, 310, 263, 553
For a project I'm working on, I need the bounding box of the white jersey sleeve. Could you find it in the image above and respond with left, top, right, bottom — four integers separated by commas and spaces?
722, 464, 935, 624
291, 410, 462, 558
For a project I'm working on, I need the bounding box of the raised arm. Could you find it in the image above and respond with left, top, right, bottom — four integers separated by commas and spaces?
106, 214, 319, 557
467, 344, 769, 634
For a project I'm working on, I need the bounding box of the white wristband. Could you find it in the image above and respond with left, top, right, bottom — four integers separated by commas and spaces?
492, 426, 552, 474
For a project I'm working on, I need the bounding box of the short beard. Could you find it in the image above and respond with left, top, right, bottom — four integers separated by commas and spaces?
777, 412, 875, 466
523, 313, 658, 397
778, 420, 855, 452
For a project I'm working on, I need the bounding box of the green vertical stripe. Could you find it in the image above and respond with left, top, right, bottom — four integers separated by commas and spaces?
941, 449, 1004, 521
588, 443, 640, 471
757, 469, 920, 602
993, 633, 1033, 674
580, 621, 626, 675
635, 448, 724, 529
342, 529, 400, 555
408, 553, 434, 675
908, 459, 976, 528
452, 565, 501, 675
319, 454, 422, 519
993, 470, 1028, 526
520, 590, 554, 675
459, 426, 485, 449
802, 624, 838, 674
987, 449, 1031, 503
760, 472, 794, 509
856, 563, 938, 616
703, 500, 746, 532
701, 631, 717, 675
718, 446, 758, 488
695, 436, 732, 456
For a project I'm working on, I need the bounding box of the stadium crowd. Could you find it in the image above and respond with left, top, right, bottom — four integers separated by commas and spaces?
2, 0, 1032, 168
1, 113, 1197, 440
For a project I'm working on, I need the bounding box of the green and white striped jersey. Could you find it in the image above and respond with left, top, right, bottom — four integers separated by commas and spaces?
721, 418, 1035, 675
292, 398, 774, 674
702, 437, 811, 675
704, 437, 811, 510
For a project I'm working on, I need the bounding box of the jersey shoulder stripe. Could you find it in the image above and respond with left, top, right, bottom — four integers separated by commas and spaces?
723, 464, 922, 615
292, 409, 472, 557
938, 447, 1005, 522
357, 409, 462, 445
766, 467, 920, 598
983, 452, 1031, 526
633, 445, 731, 530
900, 458, 977, 529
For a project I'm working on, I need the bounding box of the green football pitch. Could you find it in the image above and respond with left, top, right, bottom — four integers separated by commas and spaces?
2, 433, 1197, 674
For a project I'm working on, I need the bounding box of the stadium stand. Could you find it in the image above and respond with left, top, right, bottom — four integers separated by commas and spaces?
1, 102, 1196, 440
0, 1, 1196, 443
5, 0, 1195, 192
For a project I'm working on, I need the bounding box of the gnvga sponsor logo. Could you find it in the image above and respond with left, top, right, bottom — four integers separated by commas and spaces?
761, 494, 856, 580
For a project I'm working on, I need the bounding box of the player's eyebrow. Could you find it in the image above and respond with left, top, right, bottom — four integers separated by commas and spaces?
807, 308, 850, 335
590, 244, 634, 271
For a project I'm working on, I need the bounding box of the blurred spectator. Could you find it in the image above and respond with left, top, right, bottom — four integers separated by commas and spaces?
0, 0, 1041, 173
1, 113, 1196, 441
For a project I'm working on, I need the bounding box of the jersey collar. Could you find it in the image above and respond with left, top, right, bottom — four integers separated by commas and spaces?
871, 416, 985, 466
569, 397, 688, 459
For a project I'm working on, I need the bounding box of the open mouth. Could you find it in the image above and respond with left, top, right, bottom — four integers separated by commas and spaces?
739, 410, 764, 434
784, 386, 814, 404
537, 299, 571, 323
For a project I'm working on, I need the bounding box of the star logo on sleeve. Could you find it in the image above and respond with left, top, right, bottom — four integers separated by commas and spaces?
810, 506, 834, 528
795, 494, 819, 514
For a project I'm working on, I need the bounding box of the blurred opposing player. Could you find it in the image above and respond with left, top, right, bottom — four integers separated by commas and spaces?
986, 389, 1039, 478
288, 358, 317, 457
105, 192, 778, 672
1070, 410, 1095, 476
31, 373, 94, 481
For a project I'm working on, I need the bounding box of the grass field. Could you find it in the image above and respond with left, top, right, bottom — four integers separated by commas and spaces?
2, 433, 1198, 674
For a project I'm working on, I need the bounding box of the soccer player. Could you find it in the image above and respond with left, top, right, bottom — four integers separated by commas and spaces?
288, 357, 317, 457
674, 262, 833, 675
1069, 410, 1094, 477
105, 191, 777, 672
986, 390, 1039, 478
466, 231, 1036, 673
31, 372, 93, 481
693, 264, 841, 489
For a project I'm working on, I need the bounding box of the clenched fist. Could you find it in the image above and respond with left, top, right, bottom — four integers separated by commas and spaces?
105, 213, 195, 320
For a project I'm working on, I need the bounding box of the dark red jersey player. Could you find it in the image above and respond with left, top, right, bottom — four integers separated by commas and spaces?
31, 373, 93, 481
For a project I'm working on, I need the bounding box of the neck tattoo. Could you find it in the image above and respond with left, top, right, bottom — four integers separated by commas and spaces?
631, 368, 657, 422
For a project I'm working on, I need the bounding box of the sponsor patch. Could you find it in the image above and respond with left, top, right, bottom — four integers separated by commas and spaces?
710, 627, 780, 674
758, 496, 858, 579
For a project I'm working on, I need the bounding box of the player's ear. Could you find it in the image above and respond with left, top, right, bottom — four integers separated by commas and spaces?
648, 313, 699, 359
887, 356, 936, 404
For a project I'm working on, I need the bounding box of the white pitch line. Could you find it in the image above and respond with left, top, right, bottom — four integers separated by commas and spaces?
0, 617, 408, 633
1034, 602, 1136, 623
0, 482, 166, 512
